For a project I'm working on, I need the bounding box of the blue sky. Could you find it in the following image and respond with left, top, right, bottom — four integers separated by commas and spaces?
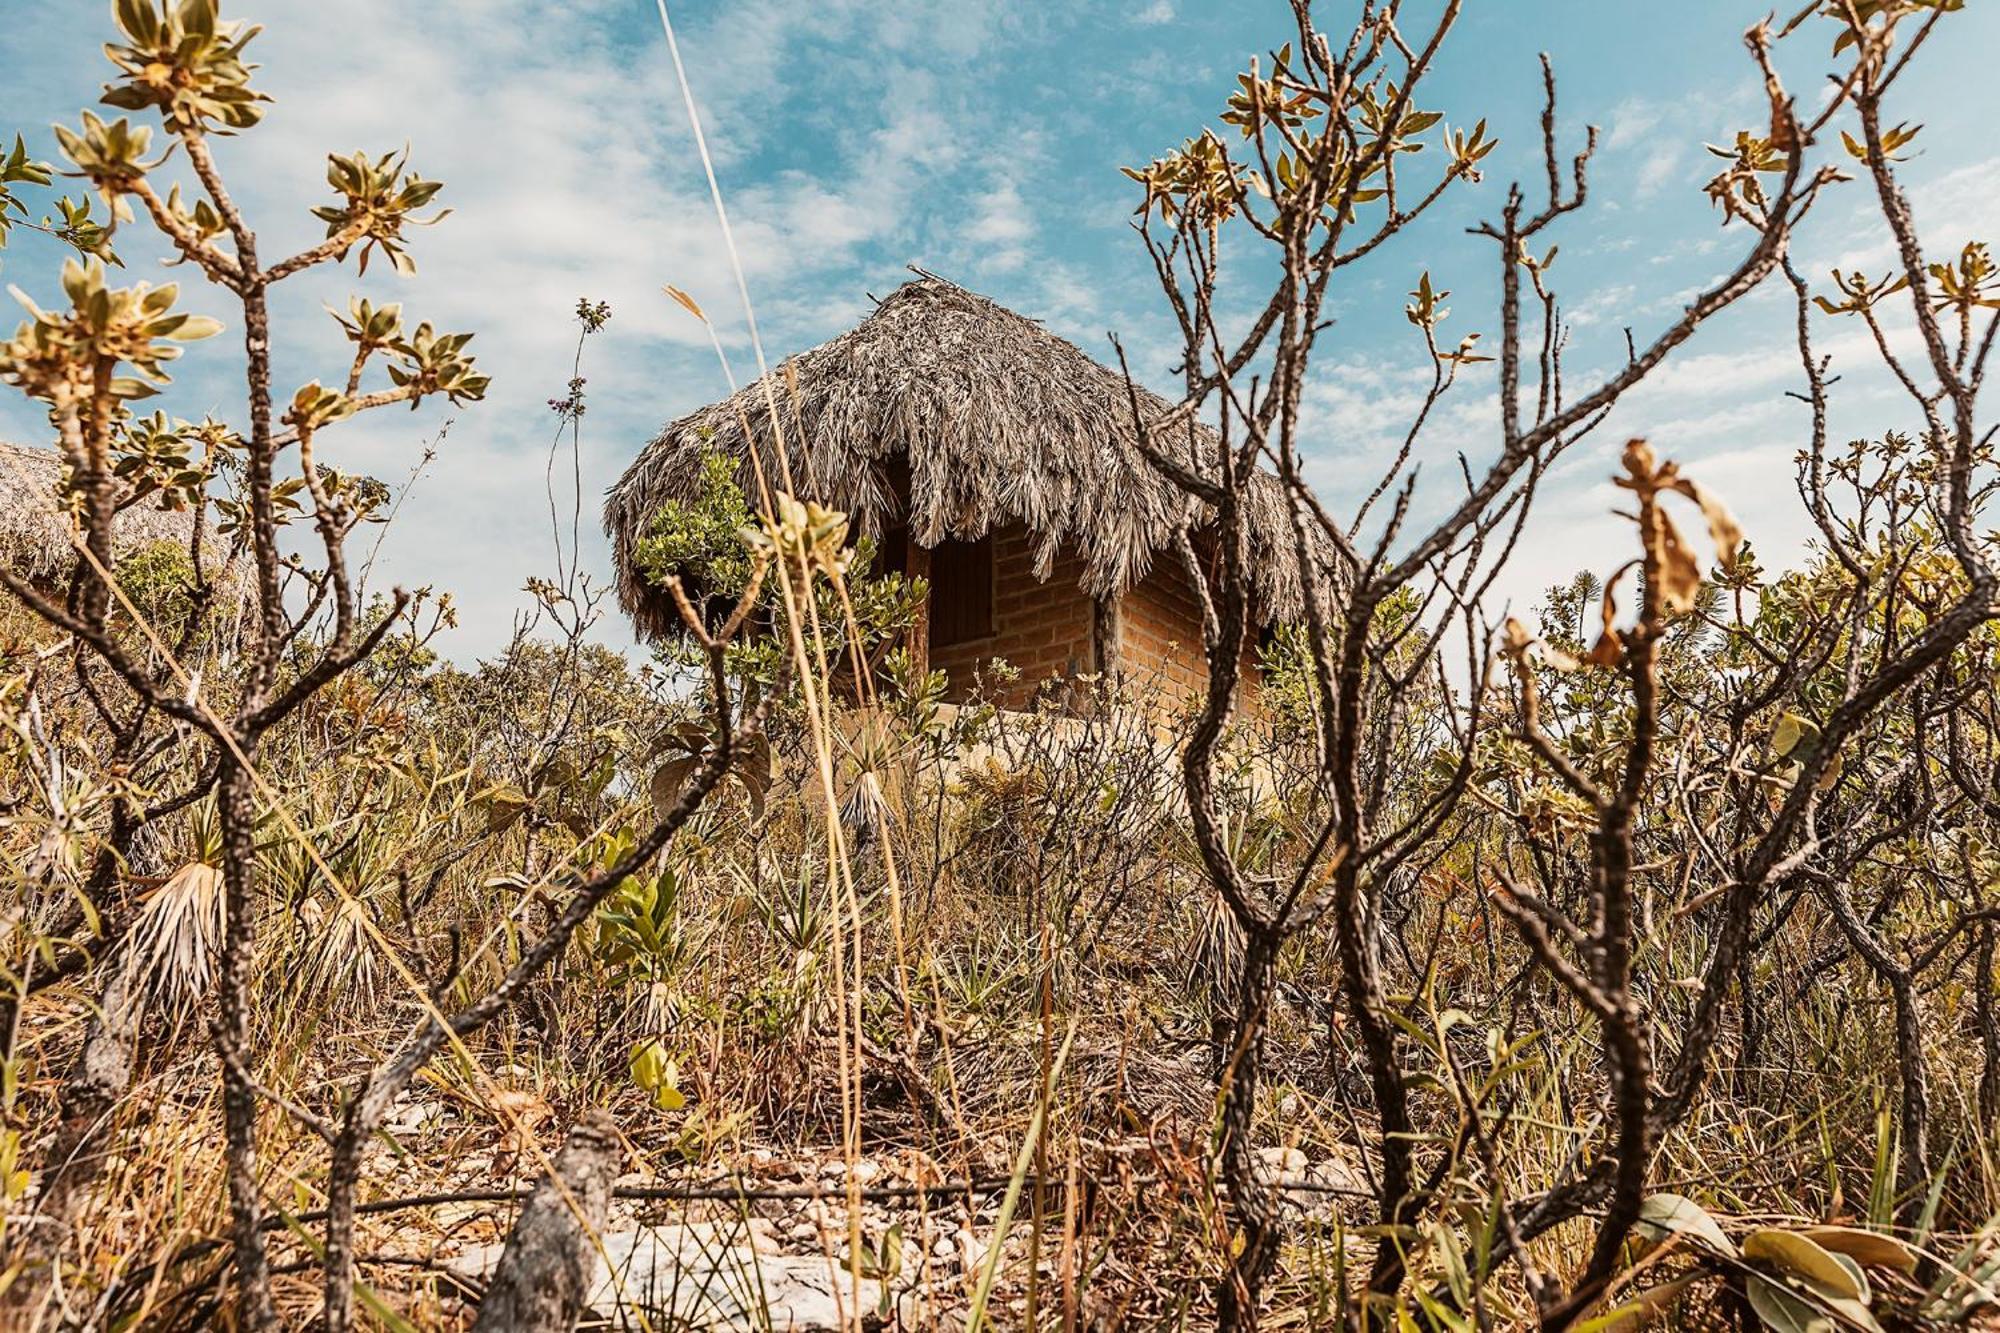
4, 1, 1997, 658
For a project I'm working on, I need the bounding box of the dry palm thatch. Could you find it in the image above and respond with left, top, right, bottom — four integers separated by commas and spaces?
3, 441, 189, 572
605, 274, 1331, 640
125, 857, 226, 1017
0, 438, 241, 590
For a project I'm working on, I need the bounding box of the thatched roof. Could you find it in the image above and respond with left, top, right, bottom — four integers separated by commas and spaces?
0, 440, 230, 582
605, 275, 1328, 640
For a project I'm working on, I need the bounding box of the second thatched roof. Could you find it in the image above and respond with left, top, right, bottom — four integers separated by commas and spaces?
0, 440, 237, 585
605, 274, 1328, 640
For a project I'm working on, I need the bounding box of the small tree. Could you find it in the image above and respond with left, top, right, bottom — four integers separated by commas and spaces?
0, 8, 803, 1328
1122, 0, 1987, 1325
0, 1, 490, 1321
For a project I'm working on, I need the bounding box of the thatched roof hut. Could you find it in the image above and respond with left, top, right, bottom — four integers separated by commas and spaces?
605, 275, 1324, 645
0, 440, 231, 584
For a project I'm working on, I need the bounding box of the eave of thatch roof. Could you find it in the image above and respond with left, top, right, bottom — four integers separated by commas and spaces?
604, 274, 1330, 641
0, 440, 236, 583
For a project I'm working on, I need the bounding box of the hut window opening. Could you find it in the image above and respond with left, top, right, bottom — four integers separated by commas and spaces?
928, 534, 994, 648
875, 525, 909, 578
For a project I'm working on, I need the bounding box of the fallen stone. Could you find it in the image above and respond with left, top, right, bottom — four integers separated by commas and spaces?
454, 1225, 887, 1330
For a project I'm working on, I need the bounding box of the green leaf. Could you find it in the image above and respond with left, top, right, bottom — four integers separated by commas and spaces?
164, 313, 223, 341
179, 0, 218, 41
1636, 1193, 1738, 1258
1744, 1228, 1864, 1300
473, 782, 533, 833
115, 0, 160, 44
628, 1039, 686, 1111
1773, 711, 1819, 760
1745, 1275, 1826, 1333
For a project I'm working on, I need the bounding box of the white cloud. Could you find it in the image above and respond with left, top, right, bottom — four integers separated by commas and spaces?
1605, 97, 1665, 153
964, 180, 1036, 273
969, 182, 1034, 246
2, 0, 1051, 657
1635, 143, 1686, 199
1603, 81, 1760, 204
1566, 283, 1638, 329
8, 0, 1987, 666
165, 0, 812, 653
1811, 154, 2000, 277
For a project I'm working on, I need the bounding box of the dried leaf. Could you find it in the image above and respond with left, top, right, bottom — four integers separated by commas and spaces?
1668, 476, 1744, 572
1503, 615, 1583, 672
1655, 508, 1703, 615
1620, 438, 1658, 485
1744, 1274, 1821, 1333
650, 756, 698, 813
663, 284, 706, 322
737, 734, 773, 821
1588, 566, 1631, 667
1577, 1273, 1704, 1332
1798, 1225, 1918, 1277
474, 782, 533, 834
490, 1087, 552, 1159
1636, 1193, 1739, 1258
128, 861, 225, 1014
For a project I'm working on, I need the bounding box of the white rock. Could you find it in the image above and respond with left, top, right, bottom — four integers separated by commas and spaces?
1308, 1148, 1370, 1195
382, 1098, 446, 1135
956, 1226, 991, 1276
742, 1216, 783, 1253
1257, 1145, 1308, 1180
452, 1226, 885, 1330
897, 1284, 935, 1327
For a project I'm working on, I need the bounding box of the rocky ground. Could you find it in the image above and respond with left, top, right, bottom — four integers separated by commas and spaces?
363, 1087, 1372, 1329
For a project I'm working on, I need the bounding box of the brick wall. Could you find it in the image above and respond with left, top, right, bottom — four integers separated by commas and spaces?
1115, 550, 1208, 702
924, 522, 1259, 715
930, 523, 1099, 709
1114, 552, 1262, 714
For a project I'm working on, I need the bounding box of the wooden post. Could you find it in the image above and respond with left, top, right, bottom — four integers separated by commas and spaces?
906, 532, 932, 679
1093, 593, 1122, 683
472, 1112, 621, 1332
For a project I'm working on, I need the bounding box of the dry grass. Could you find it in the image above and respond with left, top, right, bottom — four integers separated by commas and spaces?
3, 598, 1996, 1328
